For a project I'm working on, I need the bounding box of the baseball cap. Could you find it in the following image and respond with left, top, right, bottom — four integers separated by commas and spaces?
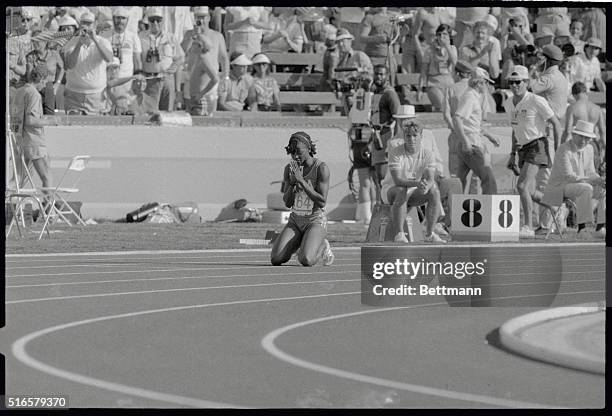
472, 67, 494, 83
80, 12, 95, 23
147, 7, 163, 19
193, 6, 209, 16
335, 28, 354, 41
542, 44, 564, 61
506, 65, 529, 81
112, 7, 129, 18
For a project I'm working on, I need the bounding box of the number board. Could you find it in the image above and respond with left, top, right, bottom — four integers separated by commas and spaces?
451, 195, 520, 242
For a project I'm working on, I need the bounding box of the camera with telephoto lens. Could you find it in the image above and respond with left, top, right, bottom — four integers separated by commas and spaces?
511, 44, 537, 66
146, 47, 160, 63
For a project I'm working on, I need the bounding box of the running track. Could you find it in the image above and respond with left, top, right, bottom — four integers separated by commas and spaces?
2, 244, 605, 408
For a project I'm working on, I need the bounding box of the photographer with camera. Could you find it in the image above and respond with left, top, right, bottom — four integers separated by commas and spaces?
140, 8, 184, 112
63, 12, 114, 114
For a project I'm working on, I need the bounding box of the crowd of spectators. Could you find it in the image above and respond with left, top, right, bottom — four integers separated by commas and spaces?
8, 6, 607, 116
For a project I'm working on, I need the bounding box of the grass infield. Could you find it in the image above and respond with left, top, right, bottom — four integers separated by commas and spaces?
4, 221, 584, 255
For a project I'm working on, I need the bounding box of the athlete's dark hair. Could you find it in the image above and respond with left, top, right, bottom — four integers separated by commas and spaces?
285, 131, 317, 156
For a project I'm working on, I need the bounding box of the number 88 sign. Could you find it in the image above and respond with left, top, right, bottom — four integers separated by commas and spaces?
451, 195, 520, 241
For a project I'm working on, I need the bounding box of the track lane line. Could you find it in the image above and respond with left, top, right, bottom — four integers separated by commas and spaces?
11, 291, 359, 408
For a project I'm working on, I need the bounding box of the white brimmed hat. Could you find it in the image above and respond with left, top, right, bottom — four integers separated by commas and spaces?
572, 120, 597, 139
231, 53, 252, 66
393, 104, 416, 119
251, 53, 271, 65
472, 67, 494, 83
506, 65, 529, 81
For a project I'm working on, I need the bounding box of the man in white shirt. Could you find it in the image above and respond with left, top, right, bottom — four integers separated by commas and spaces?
381, 119, 445, 243
570, 37, 606, 92
503, 66, 562, 237
542, 120, 605, 239
101, 7, 142, 99
63, 12, 113, 114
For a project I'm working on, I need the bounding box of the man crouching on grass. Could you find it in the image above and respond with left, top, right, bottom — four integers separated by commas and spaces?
380, 120, 446, 243
270, 132, 334, 267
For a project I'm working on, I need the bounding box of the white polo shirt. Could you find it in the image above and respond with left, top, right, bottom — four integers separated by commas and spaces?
101, 30, 142, 78
64, 36, 112, 94
503, 91, 555, 147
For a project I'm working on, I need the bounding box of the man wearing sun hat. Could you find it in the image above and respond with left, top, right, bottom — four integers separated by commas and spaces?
503, 65, 562, 238
542, 120, 606, 239
335, 28, 373, 85
571, 37, 606, 93
218, 52, 253, 111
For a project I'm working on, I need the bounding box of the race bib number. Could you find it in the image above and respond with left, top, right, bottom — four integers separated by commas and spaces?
292, 189, 314, 215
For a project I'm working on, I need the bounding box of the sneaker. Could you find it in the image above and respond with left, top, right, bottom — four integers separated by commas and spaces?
322, 239, 334, 266
576, 228, 593, 240
534, 226, 550, 236
433, 222, 449, 237
394, 232, 409, 243
424, 232, 447, 243
594, 227, 606, 239
519, 225, 535, 238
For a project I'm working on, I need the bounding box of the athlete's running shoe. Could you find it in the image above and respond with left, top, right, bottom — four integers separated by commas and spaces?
322, 239, 334, 266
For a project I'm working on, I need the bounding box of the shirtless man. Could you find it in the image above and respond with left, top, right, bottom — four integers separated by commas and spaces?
270, 132, 335, 267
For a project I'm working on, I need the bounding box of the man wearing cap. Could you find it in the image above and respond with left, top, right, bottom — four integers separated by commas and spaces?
101, 7, 142, 100
570, 37, 606, 93
140, 7, 185, 112
452, 67, 500, 195
504, 65, 562, 238
335, 28, 373, 86
528, 44, 570, 234
218, 53, 253, 111
542, 120, 606, 239
380, 119, 445, 243
182, 6, 229, 115
63, 12, 114, 114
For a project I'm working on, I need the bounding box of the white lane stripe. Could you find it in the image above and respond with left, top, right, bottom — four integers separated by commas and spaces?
11, 291, 359, 408
261, 292, 602, 409
6, 279, 359, 304
6, 276, 605, 290
5, 263, 359, 278
4, 242, 604, 258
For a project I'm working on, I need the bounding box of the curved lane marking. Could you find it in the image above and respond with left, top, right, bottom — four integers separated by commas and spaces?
11, 291, 359, 408
261, 291, 605, 409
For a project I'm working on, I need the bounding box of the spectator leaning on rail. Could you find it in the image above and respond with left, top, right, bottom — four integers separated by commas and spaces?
140, 7, 184, 112
100, 7, 142, 103
527, 44, 569, 235
247, 53, 281, 112
26, 30, 65, 114
62, 12, 114, 115
542, 120, 606, 240
182, 6, 228, 116
217, 53, 253, 111
503, 65, 562, 238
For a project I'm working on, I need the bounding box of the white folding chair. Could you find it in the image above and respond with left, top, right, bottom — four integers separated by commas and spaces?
38, 155, 91, 238
6, 191, 50, 239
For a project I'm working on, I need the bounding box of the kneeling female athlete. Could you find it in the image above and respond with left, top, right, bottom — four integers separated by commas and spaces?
270, 131, 334, 266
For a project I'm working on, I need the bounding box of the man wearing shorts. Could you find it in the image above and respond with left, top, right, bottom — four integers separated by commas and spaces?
380, 120, 445, 243
11, 64, 60, 200
270, 132, 335, 267
503, 65, 562, 237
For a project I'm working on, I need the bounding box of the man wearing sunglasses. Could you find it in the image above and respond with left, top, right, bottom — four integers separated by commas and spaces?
503, 65, 562, 238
